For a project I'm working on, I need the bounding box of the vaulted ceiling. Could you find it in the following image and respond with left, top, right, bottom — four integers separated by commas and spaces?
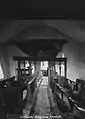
0, 19, 85, 58
13, 22, 68, 56
1, 1, 85, 57
0, 20, 85, 43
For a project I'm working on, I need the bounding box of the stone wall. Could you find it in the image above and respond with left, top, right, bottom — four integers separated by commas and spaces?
57, 41, 85, 82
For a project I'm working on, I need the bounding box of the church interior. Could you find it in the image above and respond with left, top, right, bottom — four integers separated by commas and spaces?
0, 1, 85, 119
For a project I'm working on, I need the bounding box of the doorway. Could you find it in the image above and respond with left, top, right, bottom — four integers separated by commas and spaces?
41, 61, 48, 76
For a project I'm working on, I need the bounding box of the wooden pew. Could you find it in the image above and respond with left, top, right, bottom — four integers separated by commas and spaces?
55, 82, 85, 118
0, 76, 27, 118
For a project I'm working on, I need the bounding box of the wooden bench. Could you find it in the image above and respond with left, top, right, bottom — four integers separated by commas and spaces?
0, 76, 27, 118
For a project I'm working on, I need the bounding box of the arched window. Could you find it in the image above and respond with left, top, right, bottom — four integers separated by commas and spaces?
32, 64, 35, 74
0, 63, 4, 79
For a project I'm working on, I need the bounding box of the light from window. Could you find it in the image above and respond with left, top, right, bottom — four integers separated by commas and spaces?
41, 61, 48, 70
0, 63, 4, 79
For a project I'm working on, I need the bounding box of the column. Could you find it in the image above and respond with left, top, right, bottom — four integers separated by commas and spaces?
1, 51, 11, 79
48, 62, 50, 88
29, 60, 32, 75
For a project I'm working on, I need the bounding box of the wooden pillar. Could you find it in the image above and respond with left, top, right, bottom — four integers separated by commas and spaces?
33, 61, 38, 87
48, 61, 51, 88
23, 60, 25, 68
18, 60, 20, 72
48, 66, 50, 88
29, 60, 32, 75
18, 60, 21, 80
35, 61, 41, 73
53, 61, 56, 72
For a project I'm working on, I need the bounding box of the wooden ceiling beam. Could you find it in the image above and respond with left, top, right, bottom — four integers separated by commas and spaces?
13, 56, 67, 61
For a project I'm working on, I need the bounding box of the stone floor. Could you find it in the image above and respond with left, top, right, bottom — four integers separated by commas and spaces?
32, 77, 62, 119
34, 77, 50, 117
